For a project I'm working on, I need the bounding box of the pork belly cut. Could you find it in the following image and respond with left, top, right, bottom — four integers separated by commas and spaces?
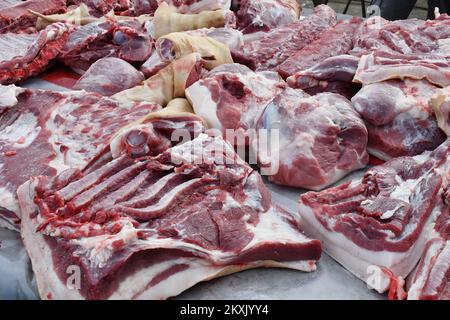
298, 138, 450, 296
407, 188, 450, 300
0, 0, 66, 34
185, 63, 285, 144
277, 17, 361, 79
0, 23, 72, 84
59, 18, 153, 73
354, 51, 450, 88
241, 4, 337, 71
352, 79, 446, 160
18, 134, 321, 300
254, 88, 368, 190
74, 57, 145, 96
432, 87, 450, 136
235, 0, 300, 34
286, 55, 361, 100
0, 85, 160, 230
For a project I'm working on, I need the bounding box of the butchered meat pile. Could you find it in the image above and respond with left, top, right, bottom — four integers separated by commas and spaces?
0, 1, 449, 300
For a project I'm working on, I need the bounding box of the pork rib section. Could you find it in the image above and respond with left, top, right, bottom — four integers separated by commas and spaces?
0, 85, 160, 230
254, 88, 368, 190
241, 4, 337, 71
277, 17, 360, 79
351, 15, 450, 57
19, 134, 321, 300
298, 138, 450, 295
0, 23, 72, 84
59, 18, 153, 73
0, 0, 66, 34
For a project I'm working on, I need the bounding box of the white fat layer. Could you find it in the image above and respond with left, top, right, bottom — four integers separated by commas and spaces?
185, 83, 222, 130
0, 84, 24, 106
0, 112, 40, 148
73, 221, 138, 268
0, 185, 20, 214
390, 177, 420, 203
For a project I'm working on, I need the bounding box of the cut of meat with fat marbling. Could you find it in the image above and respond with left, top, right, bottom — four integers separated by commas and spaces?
0, 85, 160, 230
235, 0, 300, 34
0, 22, 73, 84
354, 51, 450, 88
298, 138, 450, 298
254, 88, 369, 190
0, 0, 66, 33
286, 55, 361, 100
241, 5, 337, 71
407, 188, 449, 300
18, 134, 321, 300
277, 17, 361, 79
351, 15, 450, 57
185, 63, 285, 144
352, 79, 446, 160
407, 188, 450, 300
59, 18, 153, 73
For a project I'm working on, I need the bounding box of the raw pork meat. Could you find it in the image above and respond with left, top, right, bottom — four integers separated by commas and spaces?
113, 53, 203, 107
298, 138, 450, 297
0, 0, 66, 33
140, 27, 243, 78
0, 23, 72, 84
110, 98, 206, 158
140, 51, 168, 78
0, 85, 160, 230
352, 79, 446, 160
185, 63, 285, 143
186, 27, 244, 51
18, 134, 321, 300
407, 188, 449, 300
432, 86, 450, 136
354, 52, 450, 88
277, 17, 361, 79
156, 32, 233, 70
254, 88, 368, 190
153, 2, 236, 39
351, 15, 450, 57
160, 0, 231, 13
74, 57, 145, 96
67, 0, 130, 17
241, 5, 337, 71
286, 55, 361, 100
235, 0, 300, 34
59, 19, 153, 72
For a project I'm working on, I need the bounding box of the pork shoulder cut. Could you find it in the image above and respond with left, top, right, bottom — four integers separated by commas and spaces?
254, 88, 369, 190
